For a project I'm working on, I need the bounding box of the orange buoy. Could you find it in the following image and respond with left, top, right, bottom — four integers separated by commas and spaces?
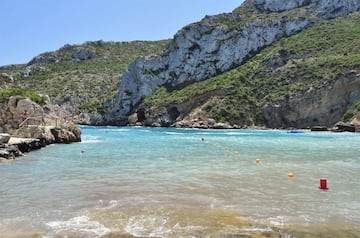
288, 173, 294, 178
319, 178, 329, 190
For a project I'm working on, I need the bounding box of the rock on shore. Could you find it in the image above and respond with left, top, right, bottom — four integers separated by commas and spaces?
0, 123, 81, 162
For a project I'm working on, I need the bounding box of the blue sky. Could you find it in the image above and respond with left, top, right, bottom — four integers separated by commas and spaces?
0, 0, 244, 66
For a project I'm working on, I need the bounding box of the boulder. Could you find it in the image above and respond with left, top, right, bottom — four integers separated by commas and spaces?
8, 96, 44, 125
311, 126, 329, 132
247, 0, 312, 13
20, 68, 32, 77
50, 123, 81, 144
72, 48, 96, 60
335, 122, 356, 132
0, 73, 14, 84
28, 54, 58, 65
0, 133, 11, 143
213, 122, 233, 129
0, 145, 22, 160
15, 139, 44, 153
350, 112, 360, 127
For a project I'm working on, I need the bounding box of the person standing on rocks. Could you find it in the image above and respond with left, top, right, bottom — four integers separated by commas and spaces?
22, 110, 30, 127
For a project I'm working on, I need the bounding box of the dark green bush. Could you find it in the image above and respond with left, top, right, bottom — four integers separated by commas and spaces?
0, 87, 44, 105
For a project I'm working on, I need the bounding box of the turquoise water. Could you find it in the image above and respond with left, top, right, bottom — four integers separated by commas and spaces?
1, 126, 360, 237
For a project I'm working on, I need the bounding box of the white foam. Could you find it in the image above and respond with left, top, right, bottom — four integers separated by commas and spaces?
164, 132, 184, 135
265, 216, 287, 226
81, 136, 101, 144
172, 222, 205, 234
46, 215, 110, 237
240, 226, 273, 232
124, 215, 171, 237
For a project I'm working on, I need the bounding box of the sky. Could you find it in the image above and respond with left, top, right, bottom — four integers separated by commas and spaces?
0, 0, 244, 66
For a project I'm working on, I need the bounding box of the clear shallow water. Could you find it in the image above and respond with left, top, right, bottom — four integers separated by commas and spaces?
1, 126, 360, 237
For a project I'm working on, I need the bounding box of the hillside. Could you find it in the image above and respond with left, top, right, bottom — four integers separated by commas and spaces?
141, 12, 360, 128
1, 0, 360, 130
0, 40, 170, 115
111, 0, 360, 129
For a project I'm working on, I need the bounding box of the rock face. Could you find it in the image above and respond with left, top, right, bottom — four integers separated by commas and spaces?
244, 0, 360, 19
0, 95, 81, 161
244, 0, 312, 12
0, 95, 77, 134
351, 112, 360, 126
0, 133, 10, 143
72, 48, 96, 61
112, 17, 310, 122
0, 73, 14, 86
0, 145, 22, 161
262, 76, 360, 128
28, 54, 58, 65
50, 123, 82, 144
0, 96, 45, 134
111, 0, 360, 125
0, 123, 81, 162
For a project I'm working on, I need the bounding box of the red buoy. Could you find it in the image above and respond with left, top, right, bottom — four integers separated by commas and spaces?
319, 178, 329, 190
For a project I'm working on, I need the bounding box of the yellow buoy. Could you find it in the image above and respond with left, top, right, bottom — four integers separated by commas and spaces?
255, 159, 261, 164
288, 173, 294, 178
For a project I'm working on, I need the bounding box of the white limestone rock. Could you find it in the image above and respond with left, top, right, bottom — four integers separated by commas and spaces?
111, 0, 360, 123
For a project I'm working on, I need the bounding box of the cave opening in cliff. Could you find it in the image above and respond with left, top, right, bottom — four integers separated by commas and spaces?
136, 108, 146, 122
168, 106, 180, 122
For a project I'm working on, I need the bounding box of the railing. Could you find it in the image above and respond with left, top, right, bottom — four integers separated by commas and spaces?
19, 116, 44, 128
19, 115, 64, 128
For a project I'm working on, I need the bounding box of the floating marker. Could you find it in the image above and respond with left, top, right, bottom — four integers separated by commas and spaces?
319, 178, 329, 190
288, 173, 294, 178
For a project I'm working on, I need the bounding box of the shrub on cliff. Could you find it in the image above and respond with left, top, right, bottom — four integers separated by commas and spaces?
0, 87, 44, 105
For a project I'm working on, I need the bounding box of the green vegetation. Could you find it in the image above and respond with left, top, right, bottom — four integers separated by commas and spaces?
205, 3, 314, 33
341, 100, 360, 122
142, 12, 360, 124
1, 7, 360, 125
0, 40, 170, 114
0, 87, 44, 105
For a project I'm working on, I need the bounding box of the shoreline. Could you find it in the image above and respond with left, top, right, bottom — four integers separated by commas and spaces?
3, 127, 359, 238
1, 123, 357, 162
0, 124, 81, 162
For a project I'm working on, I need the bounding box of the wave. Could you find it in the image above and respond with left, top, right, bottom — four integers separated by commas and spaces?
240, 226, 273, 232
81, 139, 101, 144
46, 215, 111, 237
124, 215, 171, 237
164, 132, 184, 135
81, 135, 101, 144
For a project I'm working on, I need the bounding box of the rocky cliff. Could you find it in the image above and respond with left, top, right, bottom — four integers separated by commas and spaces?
111, 0, 360, 128
0, 95, 81, 141
0, 95, 81, 161
0, 40, 170, 124
263, 73, 360, 128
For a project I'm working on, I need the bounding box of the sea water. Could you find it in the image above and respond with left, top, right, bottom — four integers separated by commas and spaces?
0, 126, 359, 237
